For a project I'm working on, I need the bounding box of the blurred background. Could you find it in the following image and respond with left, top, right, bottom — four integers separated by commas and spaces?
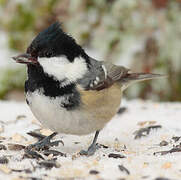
0, 0, 180, 101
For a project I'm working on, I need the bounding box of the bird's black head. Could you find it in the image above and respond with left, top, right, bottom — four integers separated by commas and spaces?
12, 22, 90, 83
27, 22, 88, 61
12, 22, 89, 64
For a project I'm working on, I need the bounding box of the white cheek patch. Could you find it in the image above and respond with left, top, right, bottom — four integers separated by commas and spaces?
38, 56, 87, 84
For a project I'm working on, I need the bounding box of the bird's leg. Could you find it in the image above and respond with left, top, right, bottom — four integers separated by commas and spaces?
80, 130, 100, 156
26, 132, 63, 151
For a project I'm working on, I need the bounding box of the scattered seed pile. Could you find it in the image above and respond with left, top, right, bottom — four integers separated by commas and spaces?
0, 100, 180, 180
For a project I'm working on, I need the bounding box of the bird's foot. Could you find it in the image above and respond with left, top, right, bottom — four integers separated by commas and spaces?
80, 143, 100, 156
26, 132, 63, 151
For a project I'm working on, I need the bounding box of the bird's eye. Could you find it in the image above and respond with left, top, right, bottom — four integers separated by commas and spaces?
45, 51, 53, 57
31, 51, 37, 57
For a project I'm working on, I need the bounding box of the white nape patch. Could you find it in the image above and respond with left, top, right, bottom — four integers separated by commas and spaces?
38, 56, 87, 85
102, 65, 107, 79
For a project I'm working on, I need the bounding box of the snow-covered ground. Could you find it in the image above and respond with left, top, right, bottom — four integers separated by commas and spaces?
0, 99, 180, 180
0, 32, 181, 179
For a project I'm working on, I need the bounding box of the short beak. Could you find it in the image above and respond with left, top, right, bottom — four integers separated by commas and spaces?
12, 53, 37, 64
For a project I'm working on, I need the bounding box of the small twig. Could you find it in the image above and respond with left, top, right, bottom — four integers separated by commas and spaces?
8, 143, 25, 151
172, 136, 181, 142
11, 168, 32, 173
89, 170, 99, 175
43, 150, 66, 157
118, 165, 130, 175
38, 160, 61, 169
117, 107, 127, 114
155, 177, 171, 180
134, 125, 162, 139
108, 153, 126, 159
24, 148, 44, 160
98, 143, 109, 149
154, 147, 181, 155
0, 156, 9, 164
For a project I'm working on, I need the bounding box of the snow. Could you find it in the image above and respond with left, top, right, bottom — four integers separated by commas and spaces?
0, 31, 180, 180
0, 99, 180, 180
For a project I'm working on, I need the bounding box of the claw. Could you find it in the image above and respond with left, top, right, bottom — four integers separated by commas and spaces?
27, 131, 46, 141
24, 148, 44, 159
80, 143, 100, 156
80, 131, 100, 156
26, 132, 63, 151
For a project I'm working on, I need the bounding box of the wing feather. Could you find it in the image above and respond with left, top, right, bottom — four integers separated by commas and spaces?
77, 57, 164, 91
78, 58, 130, 91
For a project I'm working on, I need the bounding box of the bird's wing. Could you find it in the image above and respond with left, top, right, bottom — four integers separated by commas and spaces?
78, 57, 164, 91
77, 58, 129, 91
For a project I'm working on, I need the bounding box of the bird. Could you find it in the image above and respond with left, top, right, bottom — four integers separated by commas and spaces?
12, 22, 164, 156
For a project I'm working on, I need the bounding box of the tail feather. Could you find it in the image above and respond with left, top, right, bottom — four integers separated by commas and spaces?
123, 72, 166, 81
120, 72, 167, 91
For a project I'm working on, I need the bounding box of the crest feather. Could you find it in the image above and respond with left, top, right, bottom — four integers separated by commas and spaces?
31, 21, 76, 45
27, 21, 89, 61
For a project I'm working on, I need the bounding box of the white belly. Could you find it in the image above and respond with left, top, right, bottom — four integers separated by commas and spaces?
26, 90, 109, 135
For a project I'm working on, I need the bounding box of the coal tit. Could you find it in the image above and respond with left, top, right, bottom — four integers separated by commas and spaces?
13, 22, 164, 156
